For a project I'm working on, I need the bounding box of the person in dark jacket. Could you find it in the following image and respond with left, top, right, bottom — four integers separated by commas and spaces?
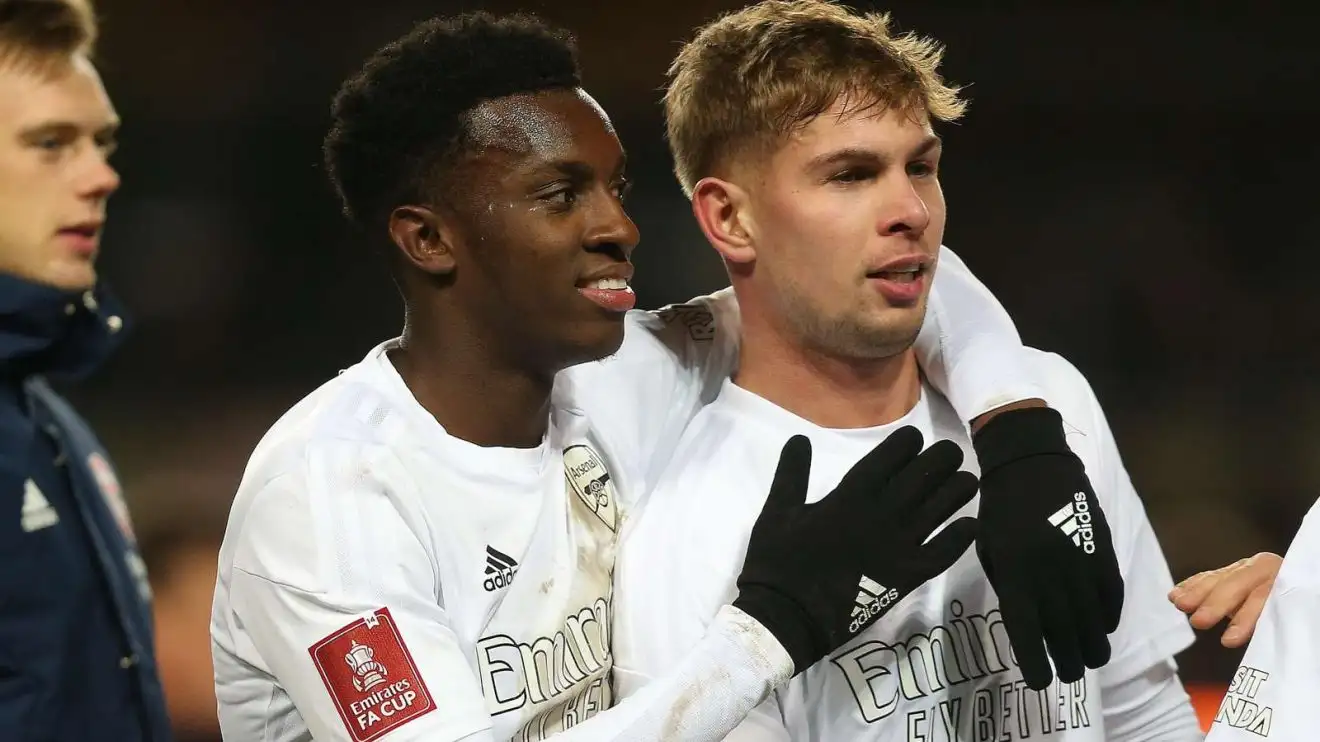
0, 0, 171, 739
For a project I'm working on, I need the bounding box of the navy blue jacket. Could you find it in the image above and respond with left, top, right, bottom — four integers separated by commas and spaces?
0, 274, 172, 741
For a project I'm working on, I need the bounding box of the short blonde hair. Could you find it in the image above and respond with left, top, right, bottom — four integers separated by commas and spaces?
0, 0, 98, 71
665, 0, 966, 196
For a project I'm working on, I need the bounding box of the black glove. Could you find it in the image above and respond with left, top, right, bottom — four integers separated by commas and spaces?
972, 406, 1125, 690
732, 427, 980, 675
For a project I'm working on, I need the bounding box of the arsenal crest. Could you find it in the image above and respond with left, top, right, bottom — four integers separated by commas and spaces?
563, 445, 617, 532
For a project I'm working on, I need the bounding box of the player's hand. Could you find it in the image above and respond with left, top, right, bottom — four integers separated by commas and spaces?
1170, 552, 1282, 647
732, 427, 979, 675
971, 406, 1124, 691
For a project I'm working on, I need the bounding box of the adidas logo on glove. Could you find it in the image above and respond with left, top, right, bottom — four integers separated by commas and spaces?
848, 575, 901, 634
1047, 492, 1096, 554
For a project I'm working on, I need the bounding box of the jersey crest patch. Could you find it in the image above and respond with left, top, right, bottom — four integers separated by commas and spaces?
563, 444, 618, 532
309, 607, 435, 741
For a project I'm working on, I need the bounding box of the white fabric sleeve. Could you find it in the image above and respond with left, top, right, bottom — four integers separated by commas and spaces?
719, 697, 793, 742
1204, 499, 1320, 741
225, 464, 493, 742
1100, 658, 1202, 741
915, 245, 1047, 421
454, 606, 792, 742
531, 606, 791, 741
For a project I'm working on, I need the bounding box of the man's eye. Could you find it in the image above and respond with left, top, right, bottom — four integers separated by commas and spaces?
907, 161, 937, 177
543, 189, 577, 207
828, 169, 874, 184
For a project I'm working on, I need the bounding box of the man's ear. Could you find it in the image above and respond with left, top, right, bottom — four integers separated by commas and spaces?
691, 177, 757, 265
388, 205, 457, 275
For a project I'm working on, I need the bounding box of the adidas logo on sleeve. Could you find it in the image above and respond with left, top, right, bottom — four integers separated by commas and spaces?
1047, 492, 1097, 554
483, 545, 519, 592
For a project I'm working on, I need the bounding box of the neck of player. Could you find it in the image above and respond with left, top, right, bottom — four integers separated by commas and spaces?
734, 318, 921, 430
392, 309, 553, 450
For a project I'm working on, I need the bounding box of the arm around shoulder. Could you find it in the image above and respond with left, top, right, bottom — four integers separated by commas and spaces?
916, 245, 1045, 421
564, 292, 739, 482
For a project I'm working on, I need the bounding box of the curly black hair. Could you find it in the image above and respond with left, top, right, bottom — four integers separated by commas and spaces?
324, 12, 582, 229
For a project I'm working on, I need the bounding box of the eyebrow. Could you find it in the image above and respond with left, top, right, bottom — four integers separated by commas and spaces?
805, 134, 942, 171
533, 151, 629, 181
19, 118, 120, 140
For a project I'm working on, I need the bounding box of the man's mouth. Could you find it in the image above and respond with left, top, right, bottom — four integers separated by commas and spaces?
580, 277, 630, 291
866, 257, 929, 304
576, 276, 636, 313
868, 265, 923, 283
57, 222, 103, 256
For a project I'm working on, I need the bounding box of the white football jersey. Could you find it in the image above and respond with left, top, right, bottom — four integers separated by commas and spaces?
612, 350, 1196, 742
211, 292, 740, 742
1205, 498, 1320, 741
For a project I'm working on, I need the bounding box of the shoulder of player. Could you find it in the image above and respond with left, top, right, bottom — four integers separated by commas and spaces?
249, 358, 431, 461
1018, 347, 1107, 432
559, 288, 739, 398
224, 430, 430, 589
622, 288, 738, 351
231, 376, 429, 539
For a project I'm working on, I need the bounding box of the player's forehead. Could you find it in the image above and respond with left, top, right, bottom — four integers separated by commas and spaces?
777, 98, 936, 165
463, 88, 622, 175
0, 55, 118, 135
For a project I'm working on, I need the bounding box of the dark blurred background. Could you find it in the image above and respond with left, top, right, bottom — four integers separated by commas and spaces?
67, 1, 1316, 738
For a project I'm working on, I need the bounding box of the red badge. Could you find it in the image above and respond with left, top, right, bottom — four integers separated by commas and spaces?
309, 607, 436, 741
